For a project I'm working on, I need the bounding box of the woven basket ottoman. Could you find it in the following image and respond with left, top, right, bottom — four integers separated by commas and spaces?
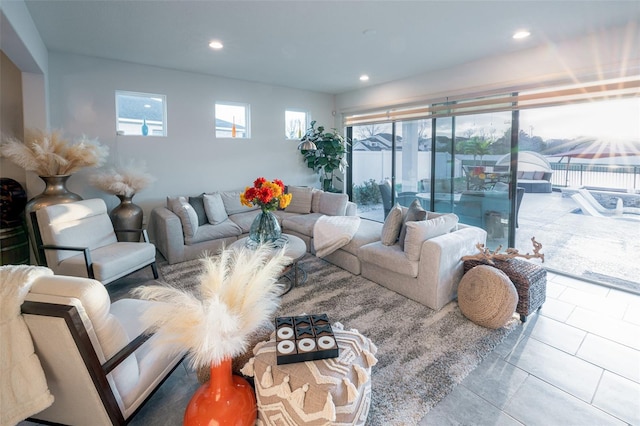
464, 258, 547, 322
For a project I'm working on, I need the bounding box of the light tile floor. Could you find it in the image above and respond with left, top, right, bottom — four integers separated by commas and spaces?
20, 270, 640, 425
419, 272, 640, 426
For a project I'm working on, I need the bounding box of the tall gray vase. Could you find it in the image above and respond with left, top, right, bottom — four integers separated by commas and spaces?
25, 175, 83, 265
109, 194, 143, 242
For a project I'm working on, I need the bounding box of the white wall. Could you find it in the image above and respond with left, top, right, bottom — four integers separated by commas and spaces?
336, 23, 640, 114
47, 52, 336, 218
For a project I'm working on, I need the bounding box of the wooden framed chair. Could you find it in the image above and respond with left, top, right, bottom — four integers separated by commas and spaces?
21, 272, 186, 425
33, 198, 158, 284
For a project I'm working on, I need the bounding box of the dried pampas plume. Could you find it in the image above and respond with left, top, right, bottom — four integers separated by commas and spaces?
0, 129, 108, 176
134, 244, 292, 369
90, 160, 155, 197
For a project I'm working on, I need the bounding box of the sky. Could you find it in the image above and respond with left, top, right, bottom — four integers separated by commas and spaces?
519, 97, 640, 143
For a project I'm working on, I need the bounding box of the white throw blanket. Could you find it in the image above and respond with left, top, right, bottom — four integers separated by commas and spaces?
313, 215, 361, 258
0, 265, 54, 426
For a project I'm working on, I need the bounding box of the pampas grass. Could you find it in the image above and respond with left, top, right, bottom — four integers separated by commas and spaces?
134, 244, 292, 369
0, 129, 108, 176
90, 160, 155, 197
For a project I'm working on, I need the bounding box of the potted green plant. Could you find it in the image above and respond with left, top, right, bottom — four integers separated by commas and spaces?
299, 121, 349, 192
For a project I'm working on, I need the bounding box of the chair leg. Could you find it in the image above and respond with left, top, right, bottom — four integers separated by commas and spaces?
150, 262, 159, 279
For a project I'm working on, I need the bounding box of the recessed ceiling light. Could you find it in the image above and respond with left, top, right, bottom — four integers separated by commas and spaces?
208, 40, 224, 50
513, 30, 531, 39
360, 75, 370, 82
144, 104, 151, 108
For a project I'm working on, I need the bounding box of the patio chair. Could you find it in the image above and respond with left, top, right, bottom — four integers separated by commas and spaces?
378, 180, 393, 218
34, 198, 158, 284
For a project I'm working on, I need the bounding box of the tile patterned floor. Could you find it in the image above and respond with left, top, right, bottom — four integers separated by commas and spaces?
20, 270, 640, 425
419, 272, 640, 426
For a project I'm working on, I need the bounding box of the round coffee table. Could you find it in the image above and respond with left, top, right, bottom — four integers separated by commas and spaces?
228, 234, 307, 295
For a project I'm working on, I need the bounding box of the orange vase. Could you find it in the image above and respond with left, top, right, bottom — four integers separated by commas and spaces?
183, 358, 256, 426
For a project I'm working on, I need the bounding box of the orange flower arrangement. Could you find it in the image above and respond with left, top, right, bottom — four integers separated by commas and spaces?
240, 177, 292, 212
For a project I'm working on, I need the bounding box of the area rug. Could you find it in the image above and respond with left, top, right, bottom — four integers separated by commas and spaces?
159, 255, 518, 426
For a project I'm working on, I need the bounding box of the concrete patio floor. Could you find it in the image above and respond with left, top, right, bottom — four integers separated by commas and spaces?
516, 191, 640, 293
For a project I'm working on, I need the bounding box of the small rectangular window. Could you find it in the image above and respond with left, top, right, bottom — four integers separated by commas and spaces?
116, 91, 166, 136
285, 110, 308, 139
215, 102, 250, 138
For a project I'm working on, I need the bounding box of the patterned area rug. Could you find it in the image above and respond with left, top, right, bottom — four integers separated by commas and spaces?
159, 254, 518, 426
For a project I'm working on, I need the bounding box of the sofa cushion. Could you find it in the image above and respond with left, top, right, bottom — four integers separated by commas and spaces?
203, 193, 229, 225
533, 171, 545, 180
358, 241, 419, 277
167, 196, 198, 241
521, 171, 535, 180
282, 213, 324, 236
311, 188, 323, 213
403, 213, 459, 261
338, 219, 383, 256
284, 186, 313, 214
220, 190, 259, 215
189, 219, 243, 244
318, 192, 349, 216
188, 195, 208, 226
228, 210, 262, 233
398, 199, 427, 249
381, 204, 404, 246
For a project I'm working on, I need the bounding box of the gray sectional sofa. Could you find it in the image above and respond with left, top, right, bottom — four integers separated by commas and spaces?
150, 187, 486, 312
149, 186, 356, 264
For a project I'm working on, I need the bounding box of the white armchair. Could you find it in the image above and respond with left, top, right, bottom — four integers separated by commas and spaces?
21, 272, 186, 425
34, 198, 158, 284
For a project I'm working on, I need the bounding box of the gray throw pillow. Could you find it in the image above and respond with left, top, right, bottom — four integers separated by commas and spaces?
398, 199, 427, 249
220, 190, 257, 215
380, 204, 404, 246
403, 213, 459, 261
203, 193, 229, 225
318, 192, 349, 216
188, 195, 208, 226
284, 186, 314, 214
168, 196, 198, 240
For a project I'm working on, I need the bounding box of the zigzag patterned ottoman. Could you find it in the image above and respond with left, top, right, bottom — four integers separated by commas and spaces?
241, 322, 377, 425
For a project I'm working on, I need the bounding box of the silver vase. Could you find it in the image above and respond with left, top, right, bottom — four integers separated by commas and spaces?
109, 194, 144, 242
25, 175, 83, 265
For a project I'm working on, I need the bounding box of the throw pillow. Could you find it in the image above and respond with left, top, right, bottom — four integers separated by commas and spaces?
188, 195, 208, 226
398, 199, 427, 249
220, 190, 257, 215
310, 188, 323, 213
203, 193, 229, 225
403, 213, 459, 261
168, 196, 198, 240
318, 192, 349, 216
380, 204, 404, 246
284, 186, 314, 214
521, 171, 535, 180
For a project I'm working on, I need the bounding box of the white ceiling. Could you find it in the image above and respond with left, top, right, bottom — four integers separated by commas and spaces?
23, 0, 640, 94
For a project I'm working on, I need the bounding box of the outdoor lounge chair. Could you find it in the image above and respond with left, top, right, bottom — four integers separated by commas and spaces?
577, 189, 640, 216
571, 194, 640, 221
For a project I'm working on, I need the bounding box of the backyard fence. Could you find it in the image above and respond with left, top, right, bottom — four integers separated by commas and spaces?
550, 163, 639, 191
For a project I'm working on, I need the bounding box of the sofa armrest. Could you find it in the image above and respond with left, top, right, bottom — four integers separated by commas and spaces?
149, 207, 185, 264
345, 201, 357, 216
417, 226, 488, 309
